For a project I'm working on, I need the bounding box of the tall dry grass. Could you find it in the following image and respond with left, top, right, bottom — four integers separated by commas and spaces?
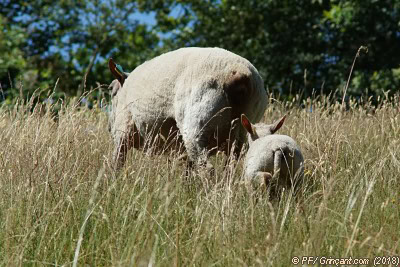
0, 94, 399, 266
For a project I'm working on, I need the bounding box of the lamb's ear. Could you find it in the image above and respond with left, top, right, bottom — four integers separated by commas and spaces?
241, 114, 256, 136
108, 58, 125, 85
270, 115, 286, 134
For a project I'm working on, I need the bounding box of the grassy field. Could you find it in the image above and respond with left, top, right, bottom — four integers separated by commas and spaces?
0, 94, 399, 266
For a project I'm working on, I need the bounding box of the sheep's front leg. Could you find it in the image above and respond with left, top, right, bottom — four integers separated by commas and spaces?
113, 129, 133, 170
112, 123, 142, 171
181, 125, 214, 171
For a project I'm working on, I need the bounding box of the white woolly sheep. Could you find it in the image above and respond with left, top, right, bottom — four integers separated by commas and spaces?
241, 114, 304, 193
108, 47, 267, 170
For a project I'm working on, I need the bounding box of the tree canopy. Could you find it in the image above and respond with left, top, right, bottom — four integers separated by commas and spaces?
1, 0, 400, 102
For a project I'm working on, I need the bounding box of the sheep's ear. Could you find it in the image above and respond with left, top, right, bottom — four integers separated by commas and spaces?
108, 79, 121, 97
270, 115, 286, 134
241, 114, 256, 136
108, 58, 126, 85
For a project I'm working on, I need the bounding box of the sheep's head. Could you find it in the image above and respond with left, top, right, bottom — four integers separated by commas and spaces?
241, 114, 286, 143
107, 58, 130, 132
108, 58, 129, 97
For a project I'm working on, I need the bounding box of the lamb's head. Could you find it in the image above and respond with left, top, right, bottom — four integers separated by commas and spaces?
240, 114, 286, 143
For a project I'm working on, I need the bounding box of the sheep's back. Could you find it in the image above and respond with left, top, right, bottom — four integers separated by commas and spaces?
121, 47, 265, 121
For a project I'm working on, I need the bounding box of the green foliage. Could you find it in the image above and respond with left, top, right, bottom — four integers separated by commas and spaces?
145, 0, 400, 98
1, 0, 400, 101
0, 0, 160, 99
322, 1, 400, 96
0, 15, 27, 93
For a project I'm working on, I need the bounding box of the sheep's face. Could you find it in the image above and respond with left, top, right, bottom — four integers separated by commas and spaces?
241, 114, 286, 144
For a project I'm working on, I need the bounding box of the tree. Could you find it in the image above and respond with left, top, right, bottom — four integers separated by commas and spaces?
143, 0, 400, 98
0, 0, 160, 98
0, 14, 28, 100
323, 0, 400, 97
1, 0, 400, 100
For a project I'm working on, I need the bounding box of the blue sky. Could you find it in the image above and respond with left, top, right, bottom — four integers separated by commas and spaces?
133, 11, 157, 27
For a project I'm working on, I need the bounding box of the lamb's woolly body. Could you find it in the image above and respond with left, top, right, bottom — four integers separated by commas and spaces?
109, 47, 267, 168
244, 134, 304, 188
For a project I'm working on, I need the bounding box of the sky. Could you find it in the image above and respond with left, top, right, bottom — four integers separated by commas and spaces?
133, 11, 157, 27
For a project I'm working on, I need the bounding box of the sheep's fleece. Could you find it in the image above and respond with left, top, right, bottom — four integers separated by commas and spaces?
109, 47, 267, 169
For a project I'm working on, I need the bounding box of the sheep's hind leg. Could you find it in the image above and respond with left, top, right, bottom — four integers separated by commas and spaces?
252, 171, 283, 199
245, 171, 272, 200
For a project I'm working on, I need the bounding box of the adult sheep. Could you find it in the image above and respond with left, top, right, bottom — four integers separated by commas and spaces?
108, 47, 267, 170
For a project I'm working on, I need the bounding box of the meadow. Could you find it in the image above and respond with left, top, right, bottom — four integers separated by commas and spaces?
0, 93, 399, 266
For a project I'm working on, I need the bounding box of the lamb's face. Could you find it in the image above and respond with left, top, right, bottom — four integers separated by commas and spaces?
241, 114, 286, 144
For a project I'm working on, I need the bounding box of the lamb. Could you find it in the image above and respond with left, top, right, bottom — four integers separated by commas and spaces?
108, 47, 267, 170
240, 114, 304, 193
